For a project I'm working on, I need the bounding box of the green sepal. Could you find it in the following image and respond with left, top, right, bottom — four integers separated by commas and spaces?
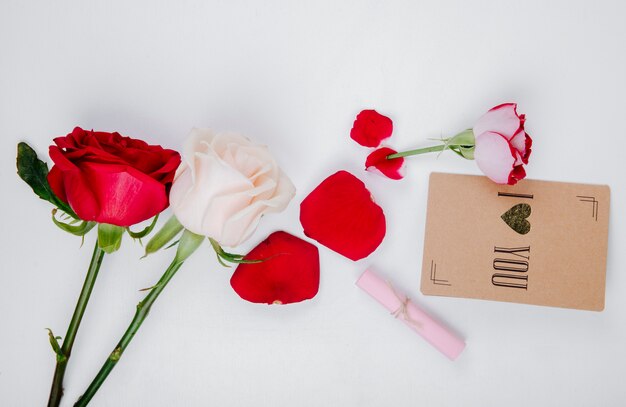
164, 239, 180, 250
16, 142, 77, 218
126, 214, 159, 243
174, 229, 204, 264
445, 129, 475, 146
448, 147, 465, 158
46, 328, 66, 363
97, 223, 125, 254
51, 209, 96, 237
445, 129, 475, 160
208, 237, 264, 267
457, 145, 475, 160
143, 215, 184, 258
449, 145, 475, 160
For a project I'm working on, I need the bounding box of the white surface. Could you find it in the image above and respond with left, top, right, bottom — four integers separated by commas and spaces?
1, 1, 625, 406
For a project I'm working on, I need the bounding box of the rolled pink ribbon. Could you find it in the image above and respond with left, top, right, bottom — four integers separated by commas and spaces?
356, 269, 465, 360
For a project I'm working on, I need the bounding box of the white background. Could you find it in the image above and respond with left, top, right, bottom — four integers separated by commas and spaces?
1, 1, 625, 406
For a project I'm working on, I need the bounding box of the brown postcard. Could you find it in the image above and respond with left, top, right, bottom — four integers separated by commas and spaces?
420, 173, 610, 311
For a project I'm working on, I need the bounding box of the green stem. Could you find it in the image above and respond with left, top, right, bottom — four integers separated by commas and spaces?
74, 258, 184, 407
386, 144, 447, 159
48, 242, 106, 407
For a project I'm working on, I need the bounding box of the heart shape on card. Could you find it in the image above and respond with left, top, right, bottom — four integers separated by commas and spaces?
501, 203, 531, 235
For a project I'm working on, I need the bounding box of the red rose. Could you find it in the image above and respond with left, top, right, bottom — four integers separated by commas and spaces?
47, 127, 181, 227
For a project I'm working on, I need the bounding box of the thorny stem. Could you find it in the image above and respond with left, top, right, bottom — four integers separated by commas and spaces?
48, 242, 105, 407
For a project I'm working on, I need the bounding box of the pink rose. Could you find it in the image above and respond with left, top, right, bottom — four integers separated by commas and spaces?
473, 103, 532, 185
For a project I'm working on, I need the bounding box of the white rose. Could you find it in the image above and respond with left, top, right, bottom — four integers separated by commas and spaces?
169, 128, 295, 247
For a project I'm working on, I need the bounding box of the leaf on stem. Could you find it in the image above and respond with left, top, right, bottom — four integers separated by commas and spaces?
16, 142, 77, 218
46, 328, 66, 362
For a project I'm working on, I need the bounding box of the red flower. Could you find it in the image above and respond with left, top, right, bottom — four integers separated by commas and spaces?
230, 231, 320, 304
48, 127, 181, 226
300, 171, 386, 261
350, 110, 393, 148
365, 147, 405, 180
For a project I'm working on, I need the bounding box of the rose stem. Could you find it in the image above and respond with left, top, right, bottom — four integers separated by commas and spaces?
386, 144, 447, 159
74, 258, 184, 407
48, 242, 106, 407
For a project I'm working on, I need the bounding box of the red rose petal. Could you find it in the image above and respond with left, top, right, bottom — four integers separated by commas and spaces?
508, 165, 526, 185
300, 171, 386, 261
80, 162, 169, 227
47, 166, 68, 203
48, 145, 101, 220
365, 147, 405, 180
350, 110, 393, 148
230, 231, 320, 305
522, 133, 532, 164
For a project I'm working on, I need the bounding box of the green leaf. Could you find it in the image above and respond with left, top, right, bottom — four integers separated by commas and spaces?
97, 223, 125, 254
143, 215, 184, 257
127, 214, 159, 242
164, 239, 180, 250
16, 142, 77, 218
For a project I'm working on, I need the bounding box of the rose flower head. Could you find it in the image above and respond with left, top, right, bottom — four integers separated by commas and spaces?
169, 128, 295, 247
473, 103, 532, 185
47, 127, 180, 227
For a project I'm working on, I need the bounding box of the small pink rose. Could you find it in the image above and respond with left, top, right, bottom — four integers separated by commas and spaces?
473, 103, 532, 185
